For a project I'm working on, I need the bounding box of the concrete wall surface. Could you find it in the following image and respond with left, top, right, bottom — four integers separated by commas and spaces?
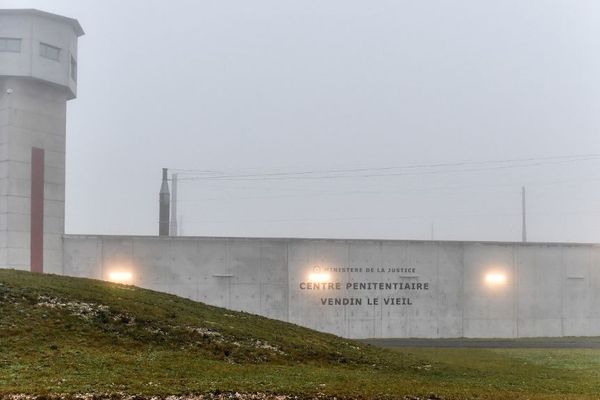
1, 9, 81, 273
62, 235, 600, 339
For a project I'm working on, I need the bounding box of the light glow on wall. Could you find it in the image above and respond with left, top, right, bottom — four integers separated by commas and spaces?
308, 272, 331, 283
108, 270, 133, 284
484, 271, 507, 287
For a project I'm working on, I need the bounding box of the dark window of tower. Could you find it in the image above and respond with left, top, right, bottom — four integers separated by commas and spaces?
0, 38, 21, 52
40, 42, 61, 61
71, 56, 77, 81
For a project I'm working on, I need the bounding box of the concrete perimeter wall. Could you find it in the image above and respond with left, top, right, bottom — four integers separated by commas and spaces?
62, 235, 600, 339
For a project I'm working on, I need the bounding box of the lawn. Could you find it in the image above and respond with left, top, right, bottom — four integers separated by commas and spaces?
1, 269, 599, 399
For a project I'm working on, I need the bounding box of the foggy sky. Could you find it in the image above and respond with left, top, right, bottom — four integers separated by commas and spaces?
3, 0, 600, 242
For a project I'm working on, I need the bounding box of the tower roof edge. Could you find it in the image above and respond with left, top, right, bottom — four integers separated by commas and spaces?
0, 9, 84, 36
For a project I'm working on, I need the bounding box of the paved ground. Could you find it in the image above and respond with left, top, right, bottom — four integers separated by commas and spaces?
362, 337, 600, 349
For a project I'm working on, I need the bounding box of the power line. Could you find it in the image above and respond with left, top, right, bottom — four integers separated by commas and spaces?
174, 154, 600, 182
171, 153, 600, 241
177, 175, 600, 203
173, 153, 600, 176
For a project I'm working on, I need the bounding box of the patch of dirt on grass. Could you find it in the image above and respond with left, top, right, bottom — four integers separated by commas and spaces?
36, 296, 111, 320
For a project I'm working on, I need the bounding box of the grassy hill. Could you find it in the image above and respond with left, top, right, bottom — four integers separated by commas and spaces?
1, 269, 600, 399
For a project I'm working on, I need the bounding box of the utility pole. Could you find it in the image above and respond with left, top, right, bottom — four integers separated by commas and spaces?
521, 186, 527, 242
170, 173, 178, 236
159, 168, 170, 236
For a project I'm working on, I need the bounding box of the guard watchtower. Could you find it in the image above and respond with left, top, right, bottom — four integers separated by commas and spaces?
0, 9, 83, 273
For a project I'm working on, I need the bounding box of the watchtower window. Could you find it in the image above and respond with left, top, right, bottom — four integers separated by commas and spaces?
70, 56, 77, 81
0, 38, 21, 52
40, 42, 60, 61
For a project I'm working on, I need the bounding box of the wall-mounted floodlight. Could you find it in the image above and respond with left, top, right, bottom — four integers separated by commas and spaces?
108, 271, 133, 284
484, 271, 507, 287
308, 272, 331, 283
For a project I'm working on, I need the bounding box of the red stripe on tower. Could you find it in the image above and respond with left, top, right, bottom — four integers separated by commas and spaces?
30, 147, 44, 273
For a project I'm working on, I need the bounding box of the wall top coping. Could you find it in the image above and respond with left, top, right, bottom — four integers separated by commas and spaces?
62, 234, 600, 248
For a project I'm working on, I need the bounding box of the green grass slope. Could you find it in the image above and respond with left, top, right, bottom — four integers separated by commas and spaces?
1, 269, 600, 399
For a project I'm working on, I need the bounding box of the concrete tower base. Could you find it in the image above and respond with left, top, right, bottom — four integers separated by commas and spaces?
0, 77, 68, 273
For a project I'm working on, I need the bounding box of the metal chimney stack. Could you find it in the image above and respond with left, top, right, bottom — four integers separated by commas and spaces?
170, 173, 178, 236
159, 168, 170, 236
